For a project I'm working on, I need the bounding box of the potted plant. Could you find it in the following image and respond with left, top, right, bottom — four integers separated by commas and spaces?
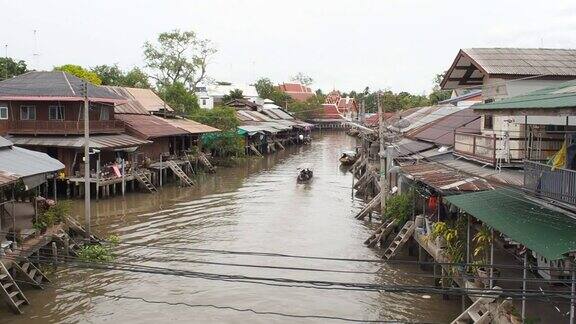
473, 225, 500, 286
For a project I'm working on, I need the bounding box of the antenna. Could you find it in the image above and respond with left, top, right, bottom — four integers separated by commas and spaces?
33, 29, 40, 70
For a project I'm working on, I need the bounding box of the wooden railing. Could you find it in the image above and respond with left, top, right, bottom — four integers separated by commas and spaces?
524, 160, 576, 206
453, 132, 562, 167
454, 132, 497, 165
8, 120, 124, 135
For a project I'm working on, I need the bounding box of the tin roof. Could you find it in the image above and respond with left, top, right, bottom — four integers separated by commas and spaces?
0, 145, 64, 178
8, 134, 150, 149
391, 138, 435, 157
104, 86, 150, 114
0, 136, 12, 148
442, 48, 576, 89
403, 105, 469, 134
123, 87, 174, 112
115, 114, 188, 139
162, 117, 220, 134
401, 162, 495, 193
411, 108, 480, 146
0, 71, 125, 104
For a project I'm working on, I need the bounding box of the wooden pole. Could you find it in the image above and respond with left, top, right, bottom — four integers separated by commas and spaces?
53, 174, 57, 202
570, 263, 575, 324
83, 80, 91, 238
121, 159, 126, 196
378, 92, 386, 217
490, 228, 494, 289
159, 154, 163, 187
522, 252, 527, 321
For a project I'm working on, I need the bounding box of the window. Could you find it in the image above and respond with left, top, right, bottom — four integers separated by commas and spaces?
0, 106, 7, 120
484, 114, 494, 130
99, 107, 110, 121
49, 105, 65, 120
20, 106, 36, 120
202, 99, 207, 106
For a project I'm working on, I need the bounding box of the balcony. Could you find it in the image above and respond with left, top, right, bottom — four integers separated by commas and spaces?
7, 120, 124, 135
524, 160, 576, 206
453, 132, 562, 167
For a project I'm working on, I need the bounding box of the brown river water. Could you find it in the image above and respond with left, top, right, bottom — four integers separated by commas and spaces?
1, 131, 460, 323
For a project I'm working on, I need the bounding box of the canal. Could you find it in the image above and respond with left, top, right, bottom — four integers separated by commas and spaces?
1, 131, 460, 323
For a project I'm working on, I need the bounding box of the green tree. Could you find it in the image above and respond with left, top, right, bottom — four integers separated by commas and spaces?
0, 57, 27, 81
428, 72, 452, 104
254, 77, 291, 106
157, 82, 199, 115
190, 106, 244, 158
190, 106, 239, 131
290, 72, 313, 86
54, 64, 102, 85
144, 29, 216, 90
222, 89, 244, 102
122, 67, 151, 88
288, 95, 324, 120
92, 64, 152, 88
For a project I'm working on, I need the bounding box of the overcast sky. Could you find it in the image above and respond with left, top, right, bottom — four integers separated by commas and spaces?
1, 0, 575, 94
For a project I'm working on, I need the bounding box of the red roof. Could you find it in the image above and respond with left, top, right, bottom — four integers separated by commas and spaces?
277, 83, 314, 102
115, 114, 189, 139
319, 103, 344, 120
337, 97, 358, 113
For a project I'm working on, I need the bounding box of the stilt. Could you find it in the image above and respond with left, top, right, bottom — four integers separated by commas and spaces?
51, 242, 58, 265
521, 252, 527, 322
53, 175, 57, 202
121, 159, 126, 196
490, 229, 494, 289
570, 266, 575, 324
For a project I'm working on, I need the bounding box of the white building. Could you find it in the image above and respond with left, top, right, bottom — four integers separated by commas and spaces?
197, 82, 259, 109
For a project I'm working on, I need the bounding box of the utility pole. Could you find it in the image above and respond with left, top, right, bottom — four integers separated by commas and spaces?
4, 45, 7, 80
377, 92, 387, 217
83, 81, 91, 239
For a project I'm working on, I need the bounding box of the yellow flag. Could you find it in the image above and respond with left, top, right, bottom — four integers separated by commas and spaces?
551, 141, 567, 171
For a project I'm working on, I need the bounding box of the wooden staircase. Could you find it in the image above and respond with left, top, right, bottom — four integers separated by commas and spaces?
13, 259, 50, 289
133, 169, 157, 193
451, 287, 502, 324
166, 160, 195, 186
198, 153, 216, 173
0, 261, 29, 314
382, 221, 416, 259
355, 192, 381, 220
364, 219, 396, 248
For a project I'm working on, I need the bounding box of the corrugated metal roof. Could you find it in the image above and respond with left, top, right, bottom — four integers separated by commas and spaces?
0, 71, 125, 104
473, 79, 576, 112
429, 154, 524, 186
401, 162, 495, 193
464, 48, 576, 76
8, 134, 150, 149
403, 105, 468, 134
392, 138, 435, 157
105, 86, 150, 114
445, 189, 576, 260
124, 87, 174, 112
0, 145, 64, 177
115, 114, 188, 139
411, 108, 480, 146
442, 48, 576, 90
162, 117, 220, 134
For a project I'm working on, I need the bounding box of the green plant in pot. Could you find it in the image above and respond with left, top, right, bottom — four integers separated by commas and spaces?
473, 225, 500, 287
33, 201, 71, 233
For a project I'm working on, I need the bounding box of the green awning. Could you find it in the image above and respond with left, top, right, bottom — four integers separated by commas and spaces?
472, 79, 576, 111
445, 189, 576, 260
